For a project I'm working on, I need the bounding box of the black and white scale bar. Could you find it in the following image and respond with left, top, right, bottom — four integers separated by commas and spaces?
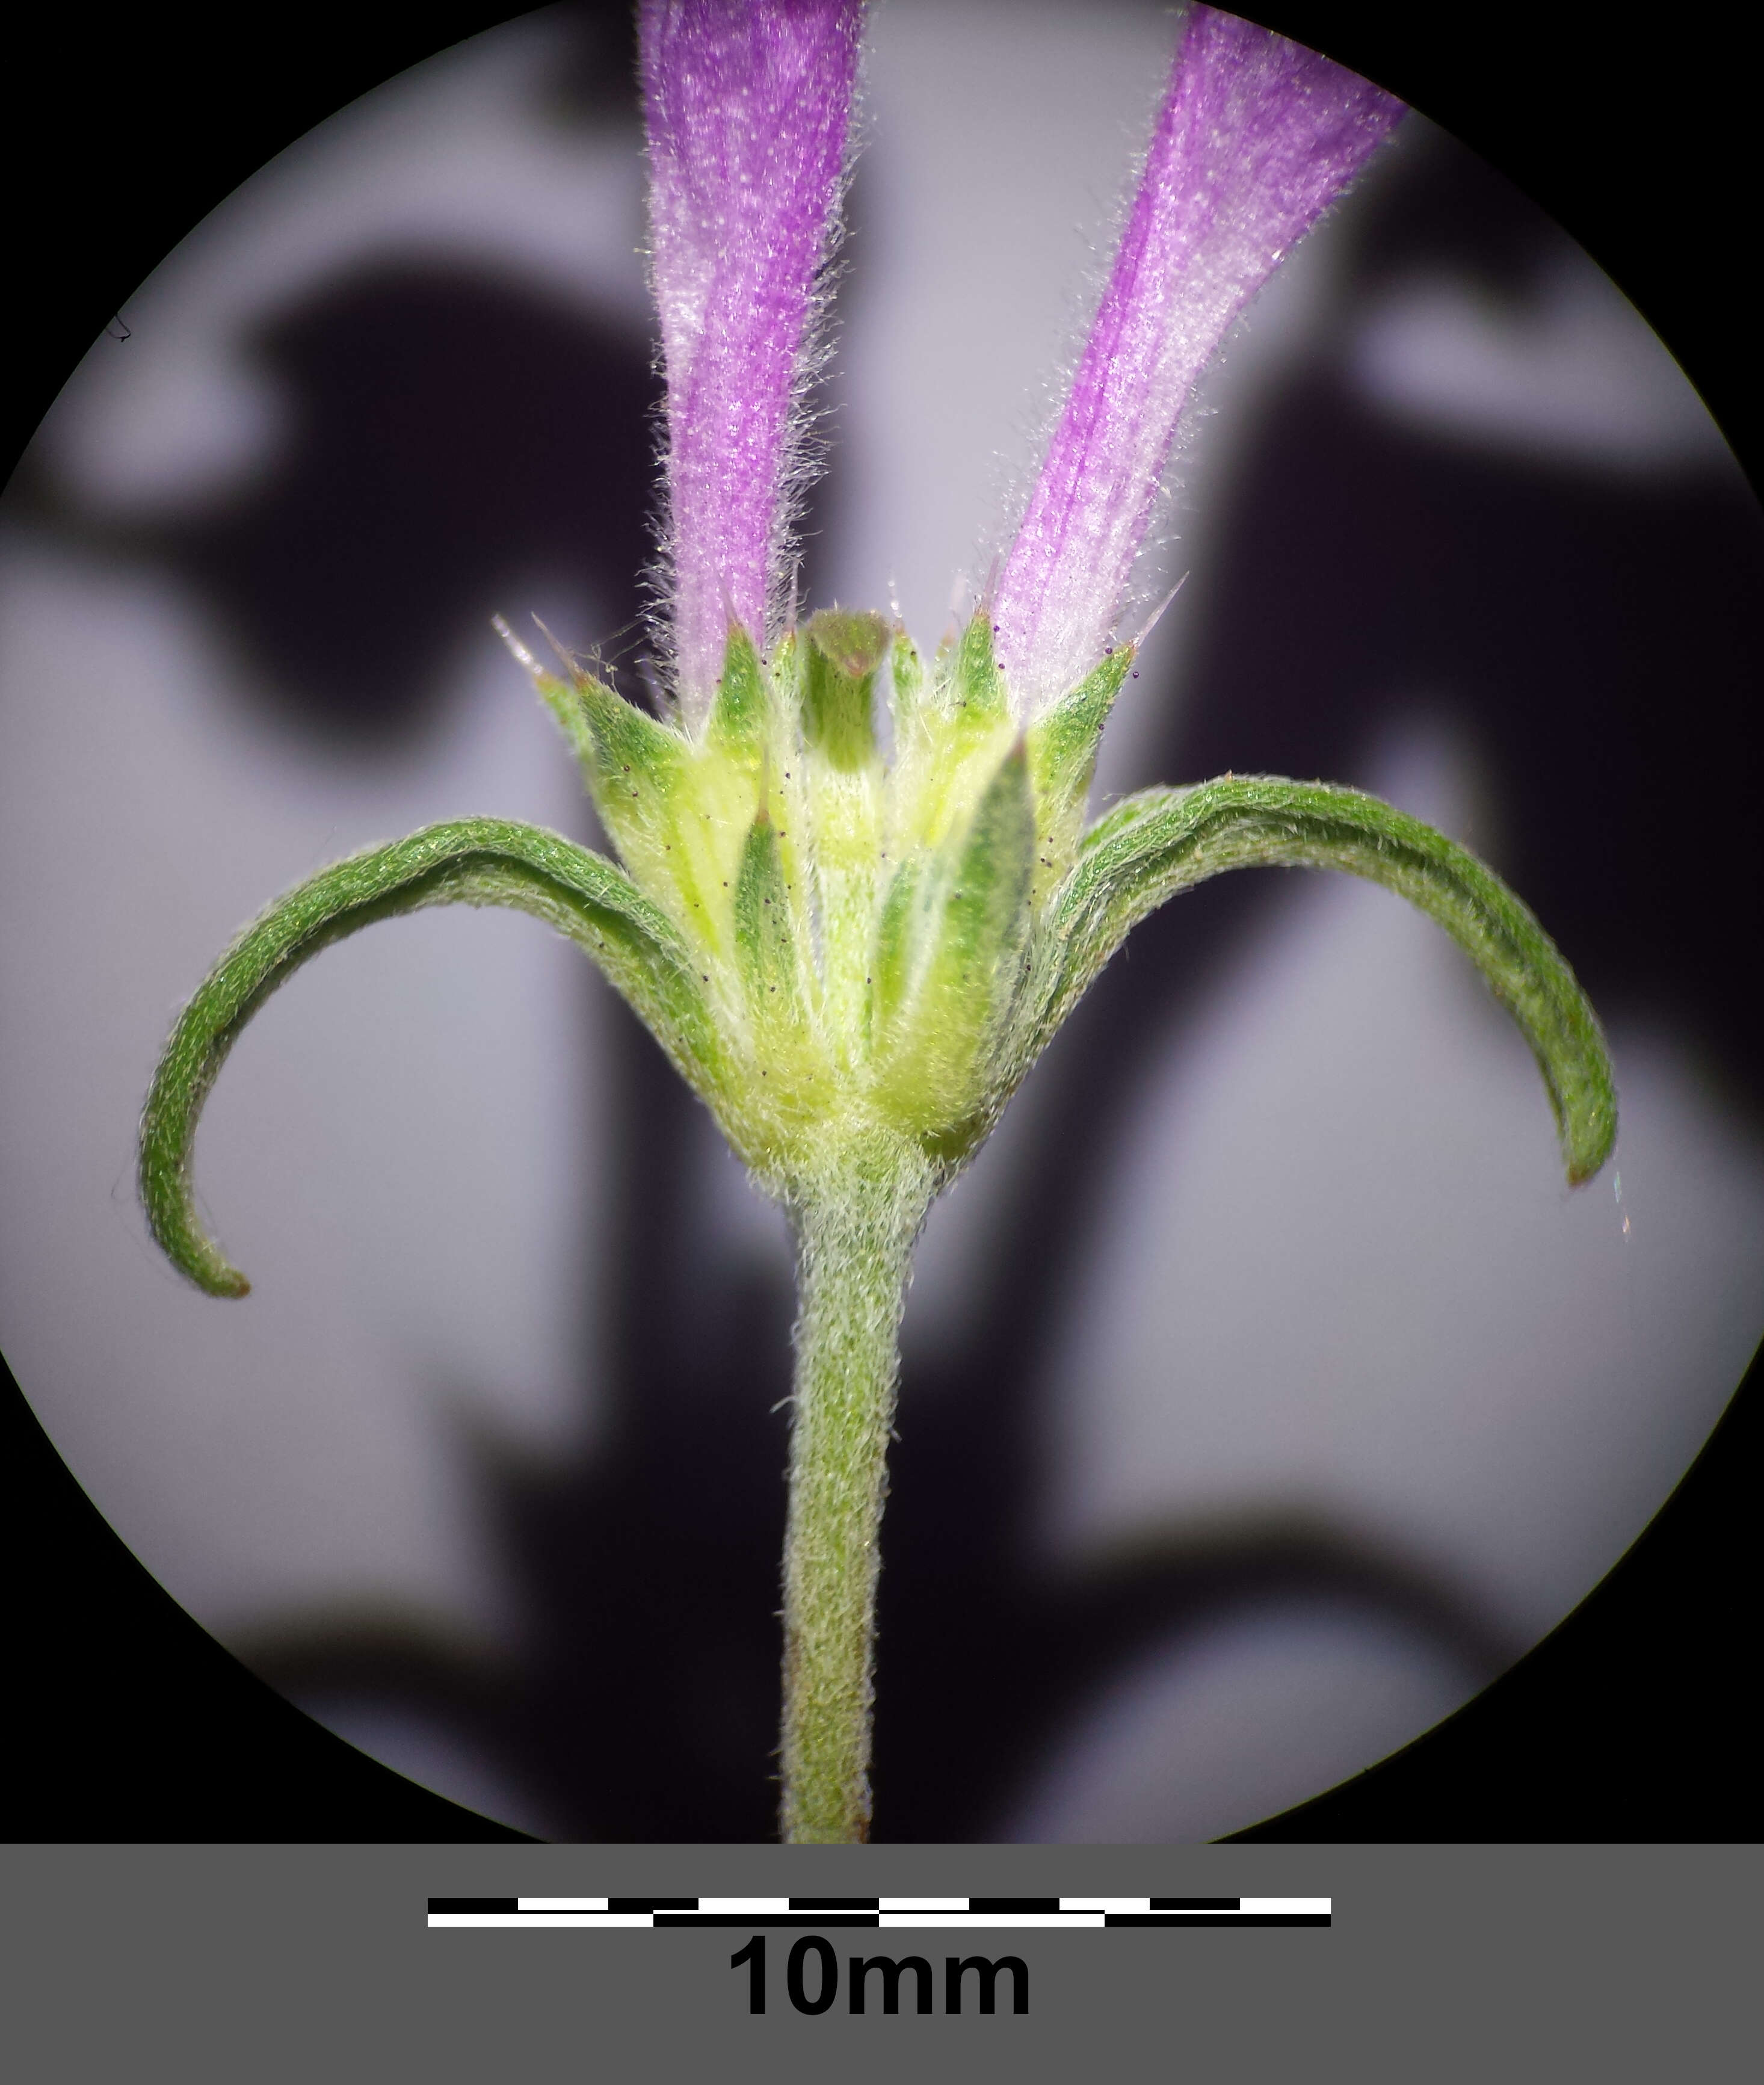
427, 1895, 1330, 1930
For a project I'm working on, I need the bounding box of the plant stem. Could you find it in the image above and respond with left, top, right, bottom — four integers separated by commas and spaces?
780, 1133, 936, 1842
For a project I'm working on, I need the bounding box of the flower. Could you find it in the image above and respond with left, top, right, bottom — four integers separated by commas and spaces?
141, 1, 1612, 1844
994, 5, 1404, 713
641, 0, 863, 720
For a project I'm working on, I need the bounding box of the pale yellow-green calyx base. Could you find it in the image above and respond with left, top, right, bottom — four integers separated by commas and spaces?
538, 610, 1130, 1199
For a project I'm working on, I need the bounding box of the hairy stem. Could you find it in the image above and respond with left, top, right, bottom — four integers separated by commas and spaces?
780, 1135, 936, 1841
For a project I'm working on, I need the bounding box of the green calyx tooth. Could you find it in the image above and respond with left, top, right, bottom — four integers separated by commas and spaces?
1026, 644, 1135, 907
946, 604, 1008, 721
936, 741, 1035, 1033
733, 806, 804, 1019
873, 741, 1036, 1144
870, 856, 920, 1042
891, 628, 925, 731
707, 622, 771, 758
887, 609, 1018, 863
803, 608, 889, 771
799, 611, 886, 1061
538, 668, 684, 857
537, 632, 798, 971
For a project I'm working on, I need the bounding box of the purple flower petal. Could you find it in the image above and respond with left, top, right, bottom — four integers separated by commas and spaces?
994, 6, 1403, 712
641, 0, 863, 723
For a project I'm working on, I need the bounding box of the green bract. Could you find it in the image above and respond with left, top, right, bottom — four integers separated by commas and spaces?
144, 611, 1615, 1301
137, 605, 1616, 1847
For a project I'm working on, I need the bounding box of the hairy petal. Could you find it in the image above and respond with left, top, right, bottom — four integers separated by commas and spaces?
1027, 777, 1615, 1187
995, 6, 1402, 712
140, 819, 718, 1297
642, 0, 863, 722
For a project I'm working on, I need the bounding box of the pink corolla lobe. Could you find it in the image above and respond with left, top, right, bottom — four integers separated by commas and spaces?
993, 6, 1404, 714
641, 0, 863, 723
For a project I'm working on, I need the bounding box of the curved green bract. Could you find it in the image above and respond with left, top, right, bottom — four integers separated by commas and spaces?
1030, 776, 1616, 1186
140, 818, 718, 1297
